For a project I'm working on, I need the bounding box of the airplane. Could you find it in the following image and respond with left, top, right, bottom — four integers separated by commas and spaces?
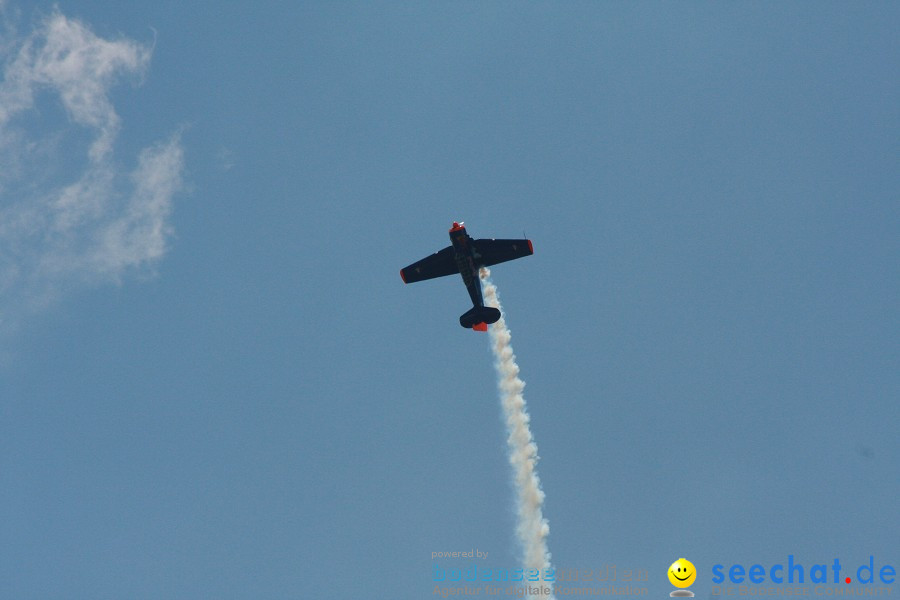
400, 222, 533, 331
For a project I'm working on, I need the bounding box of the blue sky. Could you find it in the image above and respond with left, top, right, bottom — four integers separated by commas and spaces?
1, 2, 897, 599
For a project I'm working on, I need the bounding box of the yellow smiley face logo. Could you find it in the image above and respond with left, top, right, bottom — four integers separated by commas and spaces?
668, 558, 697, 588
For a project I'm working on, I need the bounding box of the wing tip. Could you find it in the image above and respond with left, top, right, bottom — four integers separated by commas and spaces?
400, 269, 407, 283
527, 239, 533, 254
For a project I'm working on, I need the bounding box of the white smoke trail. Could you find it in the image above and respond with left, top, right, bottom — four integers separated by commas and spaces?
480, 267, 555, 600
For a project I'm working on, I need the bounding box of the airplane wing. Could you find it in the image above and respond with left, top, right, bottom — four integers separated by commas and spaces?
400, 246, 457, 284
474, 238, 534, 267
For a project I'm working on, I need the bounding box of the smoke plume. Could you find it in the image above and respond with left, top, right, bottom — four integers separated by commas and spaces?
481, 267, 554, 600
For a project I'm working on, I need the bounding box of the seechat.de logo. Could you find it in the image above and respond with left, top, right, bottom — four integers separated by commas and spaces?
711, 556, 896, 585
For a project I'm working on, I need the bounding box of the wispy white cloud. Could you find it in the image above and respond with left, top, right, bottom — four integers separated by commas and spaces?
0, 9, 183, 333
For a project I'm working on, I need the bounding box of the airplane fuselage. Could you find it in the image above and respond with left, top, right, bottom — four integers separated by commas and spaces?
449, 223, 485, 309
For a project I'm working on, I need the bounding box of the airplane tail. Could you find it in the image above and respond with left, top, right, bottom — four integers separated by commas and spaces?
459, 306, 501, 330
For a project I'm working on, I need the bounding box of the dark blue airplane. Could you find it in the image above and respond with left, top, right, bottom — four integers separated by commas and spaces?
400, 222, 533, 331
